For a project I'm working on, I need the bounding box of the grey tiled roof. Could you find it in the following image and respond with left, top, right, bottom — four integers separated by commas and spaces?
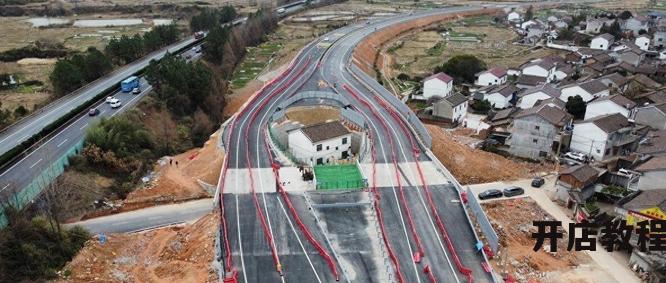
300, 121, 350, 143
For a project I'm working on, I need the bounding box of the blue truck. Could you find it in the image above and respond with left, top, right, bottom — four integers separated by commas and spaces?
120, 76, 140, 93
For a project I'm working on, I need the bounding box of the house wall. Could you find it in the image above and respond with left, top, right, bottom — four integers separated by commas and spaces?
485, 93, 511, 109
507, 12, 520, 22
655, 31, 666, 48
635, 37, 650, 50
452, 101, 468, 123
560, 86, 594, 102
288, 130, 352, 165
637, 171, 666, 190
624, 18, 648, 36
635, 107, 666, 130
509, 115, 559, 159
477, 73, 506, 86
518, 92, 552, 109
570, 123, 608, 161
619, 52, 642, 67
590, 37, 610, 50
584, 100, 630, 120
424, 79, 452, 99
522, 65, 552, 79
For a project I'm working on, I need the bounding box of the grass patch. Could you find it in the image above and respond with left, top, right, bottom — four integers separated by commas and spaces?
230, 41, 282, 89
314, 164, 365, 190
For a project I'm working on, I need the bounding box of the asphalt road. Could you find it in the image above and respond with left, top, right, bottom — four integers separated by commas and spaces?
0, 48, 203, 196
218, 6, 499, 283
0, 38, 197, 158
68, 198, 213, 234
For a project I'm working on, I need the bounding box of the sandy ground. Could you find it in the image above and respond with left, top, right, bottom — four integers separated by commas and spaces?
427, 124, 553, 184
123, 131, 224, 206
59, 213, 218, 283
469, 178, 641, 283
483, 197, 592, 282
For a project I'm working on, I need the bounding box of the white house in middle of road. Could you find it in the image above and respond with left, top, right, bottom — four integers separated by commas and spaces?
287, 121, 352, 165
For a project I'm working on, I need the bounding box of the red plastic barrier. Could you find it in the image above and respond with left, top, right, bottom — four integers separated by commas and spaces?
344, 104, 406, 283
215, 49, 312, 276
343, 84, 425, 260
370, 86, 475, 283
263, 130, 340, 281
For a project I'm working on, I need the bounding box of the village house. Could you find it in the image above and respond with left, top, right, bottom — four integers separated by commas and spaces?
553, 64, 575, 81
479, 84, 519, 109
623, 15, 649, 36
432, 92, 468, 124
475, 67, 508, 86
634, 102, 666, 130
590, 33, 615, 50
598, 72, 630, 93
520, 58, 557, 82
485, 107, 520, 144
559, 79, 610, 102
635, 35, 651, 51
654, 27, 666, 49
569, 113, 645, 161
637, 129, 666, 156
635, 156, 666, 190
516, 75, 547, 89
585, 17, 614, 34
287, 121, 353, 165
555, 164, 604, 211
517, 84, 561, 109
507, 11, 521, 23
615, 46, 646, 67
422, 72, 453, 99
508, 102, 572, 160
584, 94, 637, 120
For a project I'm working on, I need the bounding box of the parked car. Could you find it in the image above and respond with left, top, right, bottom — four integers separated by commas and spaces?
105, 96, 115, 103
564, 151, 587, 162
109, 99, 121, 108
531, 176, 545, 188
132, 87, 141, 94
478, 189, 503, 200
503, 186, 525, 197
88, 108, 100, 116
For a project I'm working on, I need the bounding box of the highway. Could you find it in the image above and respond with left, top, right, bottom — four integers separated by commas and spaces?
217, 5, 500, 283
0, 47, 202, 197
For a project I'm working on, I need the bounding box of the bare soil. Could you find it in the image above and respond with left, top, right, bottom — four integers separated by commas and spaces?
427, 124, 551, 184
482, 197, 591, 282
0, 60, 53, 110
285, 106, 339, 126
124, 130, 224, 206
59, 213, 219, 283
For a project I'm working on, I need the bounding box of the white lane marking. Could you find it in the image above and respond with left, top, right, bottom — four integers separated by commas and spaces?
79, 123, 88, 130
236, 195, 248, 283
347, 72, 460, 281
111, 221, 129, 226
29, 158, 42, 169
56, 138, 69, 148
277, 195, 322, 283
147, 215, 163, 221
352, 103, 422, 283
1, 184, 9, 192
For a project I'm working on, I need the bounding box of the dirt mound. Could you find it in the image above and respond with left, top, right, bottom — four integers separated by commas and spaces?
123, 131, 224, 207
59, 213, 219, 283
427, 124, 537, 184
482, 198, 590, 281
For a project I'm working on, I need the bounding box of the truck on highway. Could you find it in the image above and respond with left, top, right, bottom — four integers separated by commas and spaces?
194, 31, 205, 39
120, 76, 140, 93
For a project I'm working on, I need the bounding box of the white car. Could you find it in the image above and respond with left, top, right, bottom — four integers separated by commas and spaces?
564, 152, 587, 162
109, 99, 121, 108
132, 87, 140, 94
105, 96, 115, 103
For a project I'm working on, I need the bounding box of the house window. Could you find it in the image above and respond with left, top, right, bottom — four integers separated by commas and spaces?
316, 144, 322, 151
316, 158, 323, 165
342, 137, 348, 144
605, 148, 611, 156
596, 149, 601, 154
532, 138, 538, 143
335, 146, 338, 151
326, 146, 330, 150
535, 125, 540, 130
